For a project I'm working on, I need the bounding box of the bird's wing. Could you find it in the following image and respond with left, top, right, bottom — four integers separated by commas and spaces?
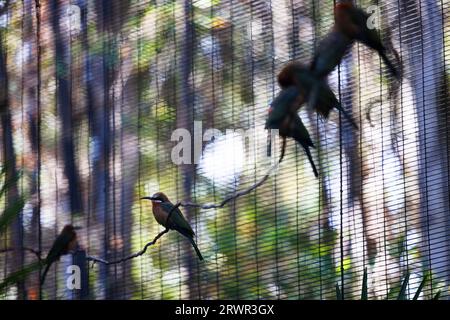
266, 87, 302, 129
349, 7, 371, 29
349, 7, 383, 47
45, 232, 74, 263
289, 114, 314, 147
311, 31, 353, 77
161, 202, 195, 236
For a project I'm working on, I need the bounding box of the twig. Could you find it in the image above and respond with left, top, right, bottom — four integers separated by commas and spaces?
0, 247, 41, 261
180, 161, 280, 210
87, 229, 169, 266
85, 204, 182, 265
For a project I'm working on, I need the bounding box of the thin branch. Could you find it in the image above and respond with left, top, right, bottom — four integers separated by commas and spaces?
85, 204, 183, 265
0, 247, 41, 261
180, 160, 281, 210
87, 229, 169, 266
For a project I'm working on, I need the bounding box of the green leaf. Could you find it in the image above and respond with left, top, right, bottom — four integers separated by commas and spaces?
0, 197, 25, 235
397, 272, 410, 300
412, 274, 428, 300
335, 283, 343, 300
0, 167, 21, 199
361, 267, 368, 300
0, 261, 43, 293
432, 291, 441, 300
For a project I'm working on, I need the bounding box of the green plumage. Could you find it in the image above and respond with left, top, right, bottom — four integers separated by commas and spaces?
275, 66, 357, 128
265, 87, 319, 177
160, 201, 194, 237
311, 29, 354, 78
157, 200, 204, 261
265, 86, 302, 130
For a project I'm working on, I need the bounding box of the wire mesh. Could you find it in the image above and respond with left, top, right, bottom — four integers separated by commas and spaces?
0, 0, 449, 300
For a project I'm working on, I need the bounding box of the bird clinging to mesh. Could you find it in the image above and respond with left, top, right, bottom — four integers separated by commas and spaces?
334, 0, 401, 79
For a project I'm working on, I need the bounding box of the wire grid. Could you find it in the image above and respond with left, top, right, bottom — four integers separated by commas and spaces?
0, 0, 449, 300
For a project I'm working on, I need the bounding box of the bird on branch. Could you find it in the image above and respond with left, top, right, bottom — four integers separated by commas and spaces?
41, 224, 80, 286
141, 192, 204, 261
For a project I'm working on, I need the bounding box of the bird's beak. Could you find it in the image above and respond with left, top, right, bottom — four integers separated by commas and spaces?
141, 197, 162, 203
73, 226, 82, 230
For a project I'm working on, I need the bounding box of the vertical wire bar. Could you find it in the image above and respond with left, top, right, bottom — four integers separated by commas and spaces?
311, 0, 324, 300
332, 0, 345, 300
375, 0, 390, 299
34, 0, 43, 300
189, 0, 201, 298
417, 0, 433, 296
137, 1, 144, 300
440, 0, 450, 297
267, 0, 280, 300
209, 0, 221, 300
398, 0, 410, 291
355, 0, 367, 297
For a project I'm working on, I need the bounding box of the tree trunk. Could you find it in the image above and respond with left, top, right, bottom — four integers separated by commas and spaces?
0, 23, 25, 299
50, 0, 83, 215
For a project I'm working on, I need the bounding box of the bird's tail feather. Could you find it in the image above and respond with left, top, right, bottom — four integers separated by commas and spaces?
266, 130, 272, 157
301, 145, 319, 178
189, 237, 204, 261
279, 137, 286, 163
336, 104, 358, 129
40, 260, 51, 286
380, 51, 401, 80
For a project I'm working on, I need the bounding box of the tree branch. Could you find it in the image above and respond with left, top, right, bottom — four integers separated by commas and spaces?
179, 161, 280, 210
0, 247, 41, 261
85, 203, 183, 265
87, 228, 169, 266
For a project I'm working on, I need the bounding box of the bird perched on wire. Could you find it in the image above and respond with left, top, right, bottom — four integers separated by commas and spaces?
141, 192, 204, 261
265, 87, 319, 177
334, 0, 401, 79
277, 62, 358, 129
41, 224, 80, 285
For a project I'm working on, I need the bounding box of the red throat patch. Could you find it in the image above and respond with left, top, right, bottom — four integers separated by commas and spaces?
335, 2, 353, 12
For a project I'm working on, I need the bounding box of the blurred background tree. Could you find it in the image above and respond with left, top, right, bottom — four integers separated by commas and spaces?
0, 0, 449, 300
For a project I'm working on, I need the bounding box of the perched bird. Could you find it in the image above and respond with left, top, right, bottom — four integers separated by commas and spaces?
334, 1, 401, 79
265, 87, 319, 177
141, 192, 204, 261
41, 224, 80, 285
277, 62, 358, 129
310, 28, 354, 78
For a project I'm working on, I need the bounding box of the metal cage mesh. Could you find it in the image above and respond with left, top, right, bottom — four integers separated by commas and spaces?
0, 0, 449, 300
